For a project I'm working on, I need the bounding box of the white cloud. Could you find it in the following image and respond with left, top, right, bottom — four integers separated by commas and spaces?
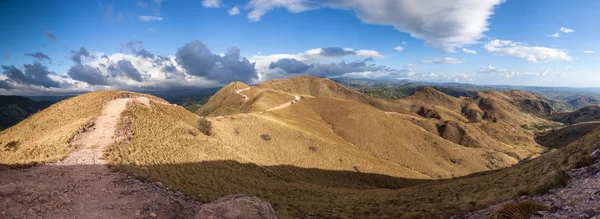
402, 41, 407, 45
249, 47, 385, 81
560, 27, 574, 33
228, 6, 240, 15
394, 46, 404, 51
139, 15, 164, 22
584, 50, 595, 54
245, 0, 504, 51
355, 50, 384, 58
476, 65, 568, 78
484, 39, 573, 63
462, 48, 477, 54
406, 57, 463, 67
202, 0, 222, 8
547, 27, 575, 38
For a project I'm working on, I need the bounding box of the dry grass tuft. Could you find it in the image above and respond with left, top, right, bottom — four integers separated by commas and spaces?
197, 118, 213, 136
260, 133, 273, 141
493, 200, 547, 219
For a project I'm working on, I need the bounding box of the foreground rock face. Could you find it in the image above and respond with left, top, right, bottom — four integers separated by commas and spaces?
196, 194, 278, 219
464, 150, 600, 218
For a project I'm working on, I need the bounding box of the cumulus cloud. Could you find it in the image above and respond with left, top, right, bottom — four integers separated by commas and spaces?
228, 6, 240, 15
245, 0, 504, 51
560, 27, 574, 33
44, 31, 57, 40
406, 57, 463, 67
176, 40, 257, 83
268, 57, 408, 79
462, 48, 476, 54
25, 52, 52, 62
394, 46, 404, 51
139, 15, 164, 22
202, 0, 222, 8
71, 47, 91, 64
1, 62, 62, 88
68, 64, 109, 85
123, 41, 155, 59
320, 47, 357, 57
484, 40, 572, 63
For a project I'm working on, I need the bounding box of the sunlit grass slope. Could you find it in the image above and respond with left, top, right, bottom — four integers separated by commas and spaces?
106, 91, 600, 218
0, 91, 157, 165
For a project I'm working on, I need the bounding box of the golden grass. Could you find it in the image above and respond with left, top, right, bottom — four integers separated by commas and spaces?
104, 89, 600, 218
0, 91, 153, 165
493, 200, 547, 219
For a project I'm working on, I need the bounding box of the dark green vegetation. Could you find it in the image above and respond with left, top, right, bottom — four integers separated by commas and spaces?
0, 96, 52, 131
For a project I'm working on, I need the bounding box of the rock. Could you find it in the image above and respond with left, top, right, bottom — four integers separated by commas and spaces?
592, 150, 600, 160
149, 212, 157, 217
106, 204, 114, 210
195, 194, 277, 219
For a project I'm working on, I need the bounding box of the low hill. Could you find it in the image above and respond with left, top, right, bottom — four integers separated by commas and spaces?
0, 96, 53, 131
553, 105, 600, 125
536, 122, 600, 148
567, 96, 600, 110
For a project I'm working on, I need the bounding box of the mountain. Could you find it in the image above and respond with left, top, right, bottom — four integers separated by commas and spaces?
3, 75, 600, 218
567, 96, 600, 110
552, 105, 600, 125
0, 96, 53, 131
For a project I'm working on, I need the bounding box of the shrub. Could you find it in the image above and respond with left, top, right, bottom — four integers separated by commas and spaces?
197, 118, 212, 136
4, 141, 19, 151
493, 200, 547, 219
308, 146, 318, 152
234, 128, 241, 135
261, 134, 272, 141
534, 170, 568, 195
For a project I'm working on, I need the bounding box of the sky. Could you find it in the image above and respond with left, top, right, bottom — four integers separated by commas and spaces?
1, 0, 600, 95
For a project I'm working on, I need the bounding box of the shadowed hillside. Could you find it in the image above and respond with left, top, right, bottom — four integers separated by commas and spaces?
553, 105, 600, 125
0, 96, 53, 131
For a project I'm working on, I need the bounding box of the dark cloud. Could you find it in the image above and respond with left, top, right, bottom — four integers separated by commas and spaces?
25, 52, 51, 62
67, 64, 109, 85
163, 64, 177, 72
44, 31, 57, 40
176, 40, 257, 83
319, 47, 356, 57
1, 62, 61, 88
123, 41, 155, 59
269, 58, 311, 73
71, 47, 90, 64
269, 58, 399, 78
114, 60, 144, 82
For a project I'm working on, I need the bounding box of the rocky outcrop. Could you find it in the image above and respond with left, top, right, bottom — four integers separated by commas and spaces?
196, 194, 277, 219
462, 149, 600, 218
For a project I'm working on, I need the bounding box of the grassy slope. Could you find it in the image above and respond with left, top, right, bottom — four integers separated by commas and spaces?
106, 93, 600, 218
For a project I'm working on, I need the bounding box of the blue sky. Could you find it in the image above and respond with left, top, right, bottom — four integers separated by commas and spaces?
1, 0, 599, 95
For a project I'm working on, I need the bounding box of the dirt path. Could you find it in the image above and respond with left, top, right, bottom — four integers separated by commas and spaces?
0, 98, 201, 219
61, 98, 130, 165
266, 95, 300, 112
236, 87, 251, 101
